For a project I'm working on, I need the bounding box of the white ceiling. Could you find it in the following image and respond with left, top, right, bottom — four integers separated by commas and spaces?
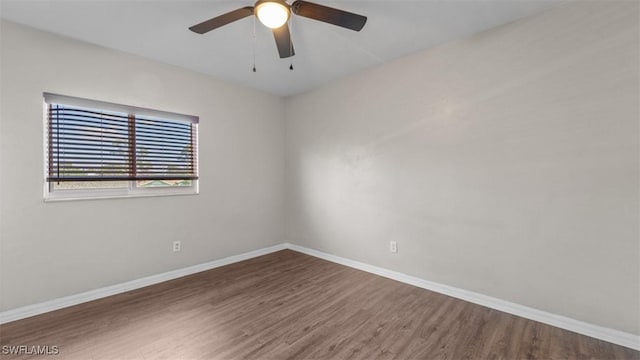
0, 0, 563, 96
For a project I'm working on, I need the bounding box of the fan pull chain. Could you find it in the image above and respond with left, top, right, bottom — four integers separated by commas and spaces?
252, 16, 257, 72
289, 17, 294, 71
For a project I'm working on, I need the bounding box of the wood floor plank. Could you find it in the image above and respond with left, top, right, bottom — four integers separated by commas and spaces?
0, 250, 637, 359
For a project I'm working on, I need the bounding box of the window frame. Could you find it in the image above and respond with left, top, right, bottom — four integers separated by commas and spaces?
43, 93, 199, 202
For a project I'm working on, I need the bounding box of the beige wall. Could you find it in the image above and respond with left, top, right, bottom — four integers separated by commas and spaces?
0, 21, 285, 311
285, 1, 639, 335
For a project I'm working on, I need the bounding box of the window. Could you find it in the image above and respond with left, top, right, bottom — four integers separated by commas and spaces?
44, 93, 198, 201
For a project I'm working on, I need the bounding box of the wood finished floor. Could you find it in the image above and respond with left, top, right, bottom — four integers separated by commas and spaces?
0, 250, 637, 360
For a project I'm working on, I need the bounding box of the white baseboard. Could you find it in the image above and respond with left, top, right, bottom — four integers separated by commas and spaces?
285, 243, 640, 351
1, 242, 638, 351
0, 243, 287, 325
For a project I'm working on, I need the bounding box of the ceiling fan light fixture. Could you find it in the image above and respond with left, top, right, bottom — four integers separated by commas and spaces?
255, 0, 290, 29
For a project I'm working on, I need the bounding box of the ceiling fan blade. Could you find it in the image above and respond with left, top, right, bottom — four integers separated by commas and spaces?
189, 6, 254, 34
291, 0, 366, 31
273, 23, 295, 58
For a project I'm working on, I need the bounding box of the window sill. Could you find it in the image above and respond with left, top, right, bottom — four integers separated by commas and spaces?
44, 189, 198, 202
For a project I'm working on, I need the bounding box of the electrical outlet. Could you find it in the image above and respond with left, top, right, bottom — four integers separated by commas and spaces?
390, 241, 398, 253
173, 241, 181, 252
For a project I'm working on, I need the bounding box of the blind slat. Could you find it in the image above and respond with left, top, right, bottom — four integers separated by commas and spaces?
50, 112, 131, 124
48, 176, 198, 182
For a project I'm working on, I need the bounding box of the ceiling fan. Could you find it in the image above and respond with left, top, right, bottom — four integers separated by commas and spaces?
189, 0, 367, 59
